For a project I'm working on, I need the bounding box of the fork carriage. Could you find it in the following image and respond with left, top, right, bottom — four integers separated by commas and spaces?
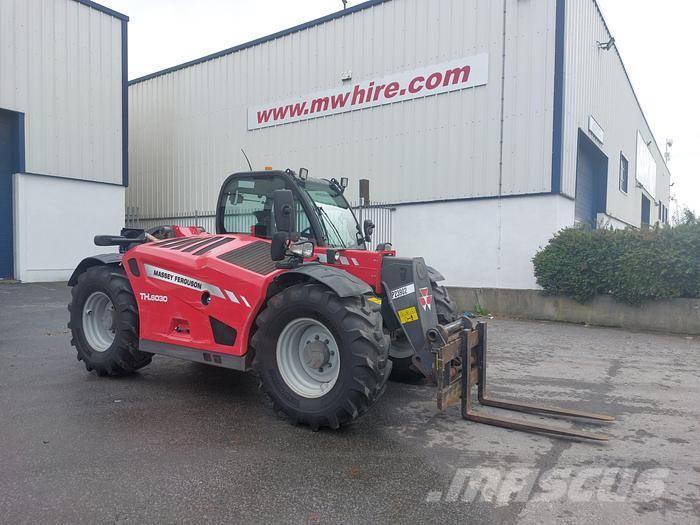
428, 318, 614, 442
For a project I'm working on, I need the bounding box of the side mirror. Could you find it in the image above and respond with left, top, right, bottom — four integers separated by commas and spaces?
272, 189, 296, 234
271, 232, 289, 261
363, 219, 375, 242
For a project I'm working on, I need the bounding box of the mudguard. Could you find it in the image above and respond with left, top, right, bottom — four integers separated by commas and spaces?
278, 263, 373, 298
381, 257, 439, 354
68, 253, 123, 286
426, 265, 445, 282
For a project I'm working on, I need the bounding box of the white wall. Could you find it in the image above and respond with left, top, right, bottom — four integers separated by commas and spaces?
13, 173, 124, 282
0, 0, 124, 184
392, 194, 574, 289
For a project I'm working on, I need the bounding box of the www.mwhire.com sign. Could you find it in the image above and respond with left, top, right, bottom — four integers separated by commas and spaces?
248, 53, 489, 130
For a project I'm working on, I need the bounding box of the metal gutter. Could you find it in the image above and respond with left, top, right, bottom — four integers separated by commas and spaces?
73, 0, 128, 21
121, 19, 128, 186
550, 0, 566, 195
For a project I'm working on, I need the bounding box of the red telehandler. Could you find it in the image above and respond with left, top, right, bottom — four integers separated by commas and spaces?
68, 169, 612, 438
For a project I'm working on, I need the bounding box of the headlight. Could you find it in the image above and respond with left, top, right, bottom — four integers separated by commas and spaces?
289, 241, 314, 258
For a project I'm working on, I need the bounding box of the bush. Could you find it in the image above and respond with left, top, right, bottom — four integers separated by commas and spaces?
533, 219, 700, 304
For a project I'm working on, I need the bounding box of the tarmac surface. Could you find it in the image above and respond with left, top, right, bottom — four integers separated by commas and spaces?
1, 282, 698, 524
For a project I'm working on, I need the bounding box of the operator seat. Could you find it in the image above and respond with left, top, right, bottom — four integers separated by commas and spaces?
253, 198, 275, 238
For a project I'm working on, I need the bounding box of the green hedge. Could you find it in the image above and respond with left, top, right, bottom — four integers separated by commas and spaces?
532, 217, 700, 304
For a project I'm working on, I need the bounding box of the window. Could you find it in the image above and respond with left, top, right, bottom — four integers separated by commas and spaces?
641, 194, 651, 227
219, 176, 287, 237
218, 175, 315, 240
619, 153, 629, 193
302, 181, 361, 248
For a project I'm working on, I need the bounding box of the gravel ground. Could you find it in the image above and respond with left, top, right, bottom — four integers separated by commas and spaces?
0, 282, 698, 524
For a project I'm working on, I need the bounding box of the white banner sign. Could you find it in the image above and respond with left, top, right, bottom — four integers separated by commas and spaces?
248, 54, 489, 130
636, 131, 657, 199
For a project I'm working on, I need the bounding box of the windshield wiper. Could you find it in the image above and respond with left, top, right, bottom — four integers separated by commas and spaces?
317, 206, 347, 249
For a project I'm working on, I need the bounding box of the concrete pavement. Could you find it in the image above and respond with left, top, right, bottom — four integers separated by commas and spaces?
0, 282, 698, 524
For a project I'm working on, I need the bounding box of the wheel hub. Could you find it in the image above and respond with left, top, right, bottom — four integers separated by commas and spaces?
82, 291, 116, 353
303, 339, 331, 370
277, 318, 340, 398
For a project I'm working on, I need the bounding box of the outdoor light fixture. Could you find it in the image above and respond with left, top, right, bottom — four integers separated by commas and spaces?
597, 37, 615, 50
299, 167, 309, 180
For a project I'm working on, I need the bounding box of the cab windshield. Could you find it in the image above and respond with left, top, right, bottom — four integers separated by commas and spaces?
303, 180, 361, 249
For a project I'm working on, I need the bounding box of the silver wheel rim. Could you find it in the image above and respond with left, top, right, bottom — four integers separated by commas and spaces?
276, 317, 340, 399
82, 291, 116, 352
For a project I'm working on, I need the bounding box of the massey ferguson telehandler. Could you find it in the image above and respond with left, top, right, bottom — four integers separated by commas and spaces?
68, 169, 613, 439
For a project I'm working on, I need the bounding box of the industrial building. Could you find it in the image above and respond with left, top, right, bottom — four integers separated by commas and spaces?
0, 0, 127, 282
124, 0, 671, 289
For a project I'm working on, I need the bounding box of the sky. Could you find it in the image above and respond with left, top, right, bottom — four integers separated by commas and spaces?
99, 0, 698, 217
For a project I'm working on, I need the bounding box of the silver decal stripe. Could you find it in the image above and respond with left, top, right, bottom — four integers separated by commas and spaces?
390, 283, 416, 300
225, 290, 240, 304
339, 256, 350, 266
317, 253, 328, 263
145, 264, 225, 298
226, 289, 251, 308
351, 258, 360, 266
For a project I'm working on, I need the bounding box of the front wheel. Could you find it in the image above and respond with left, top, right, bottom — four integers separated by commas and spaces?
251, 283, 391, 430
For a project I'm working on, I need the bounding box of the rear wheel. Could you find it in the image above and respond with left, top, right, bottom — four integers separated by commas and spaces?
252, 283, 390, 430
389, 281, 457, 380
68, 265, 151, 376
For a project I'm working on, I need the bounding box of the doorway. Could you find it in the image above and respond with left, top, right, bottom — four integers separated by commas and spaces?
0, 109, 24, 279
575, 130, 608, 229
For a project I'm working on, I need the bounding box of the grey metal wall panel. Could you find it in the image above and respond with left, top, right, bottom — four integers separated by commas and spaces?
562, 0, 671, 226
0, 0, 123, 184
128, 0, 557, 218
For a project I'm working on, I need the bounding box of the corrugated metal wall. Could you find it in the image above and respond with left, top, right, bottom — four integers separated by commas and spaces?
128, 0, 556, 218
561, 0, 671, 226
0, 0, 123, 184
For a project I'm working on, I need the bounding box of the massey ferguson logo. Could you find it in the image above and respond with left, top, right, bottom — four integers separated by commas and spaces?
418, 287, 432, 311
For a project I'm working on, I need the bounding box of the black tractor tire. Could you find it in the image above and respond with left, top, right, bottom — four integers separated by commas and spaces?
251, 283, 391, 430
389, 281, 458, 381
68, 265, 151, 376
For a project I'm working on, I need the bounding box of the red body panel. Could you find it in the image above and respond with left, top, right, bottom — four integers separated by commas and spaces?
127, 234, 278, 357
171, 225, 204, 237
311, 247, 391, 293
124, 234, 390, 357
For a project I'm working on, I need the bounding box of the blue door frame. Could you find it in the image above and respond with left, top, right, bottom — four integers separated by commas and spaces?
0, 109, 25, 279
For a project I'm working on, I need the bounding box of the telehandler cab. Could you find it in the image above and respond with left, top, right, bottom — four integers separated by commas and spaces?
68, 169, 613, 438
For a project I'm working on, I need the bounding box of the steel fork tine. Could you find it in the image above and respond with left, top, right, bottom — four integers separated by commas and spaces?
432, 320, 615, 441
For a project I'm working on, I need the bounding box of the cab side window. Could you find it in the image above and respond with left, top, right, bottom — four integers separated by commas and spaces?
220, 176, 286, 237
220, 176, 313, 240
